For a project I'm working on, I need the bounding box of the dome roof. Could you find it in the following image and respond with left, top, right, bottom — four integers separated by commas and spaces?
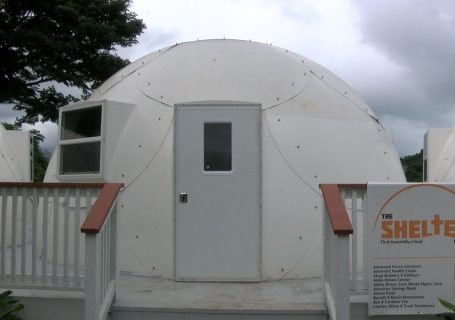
91, 39, 378, 121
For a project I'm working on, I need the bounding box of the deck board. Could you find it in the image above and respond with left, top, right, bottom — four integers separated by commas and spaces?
113, 274, 326, 314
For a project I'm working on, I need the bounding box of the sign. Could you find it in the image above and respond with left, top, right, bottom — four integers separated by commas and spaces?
367, 183, 455, 315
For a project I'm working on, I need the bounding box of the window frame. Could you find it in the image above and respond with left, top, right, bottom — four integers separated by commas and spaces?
203, 121, 233, 173
57, 101, 106, 180
201, 119, 234, 176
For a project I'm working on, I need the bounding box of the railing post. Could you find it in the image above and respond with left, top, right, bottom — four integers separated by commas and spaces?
81, 183, 123, 320
323, 201, 330, 287
333, 234, 350, 320
85, 234, 100, 320
109, 204, 118, 301
321, 184, 355, 320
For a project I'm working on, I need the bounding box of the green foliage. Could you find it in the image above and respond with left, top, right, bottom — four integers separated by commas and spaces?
437, 298, 455, 319
0, 0, 145, 125
0, 290, 24, 320
31, 131, 49, 182
400, 149, 423, 182
2, 122, 49, 182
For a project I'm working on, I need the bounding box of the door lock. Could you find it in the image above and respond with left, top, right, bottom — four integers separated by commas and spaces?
179, 193, 188, 203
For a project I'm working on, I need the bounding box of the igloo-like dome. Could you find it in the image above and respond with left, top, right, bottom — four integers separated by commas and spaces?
0, 123, 32, 182
46, 39, 405, 281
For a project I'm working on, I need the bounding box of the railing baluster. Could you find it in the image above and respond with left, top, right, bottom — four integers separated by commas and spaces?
351, 189, 358, 289
21, 187, 27, 281
52, 188, 59, 285
104, 223, 108, 295
11, 187, 18, 278
1, 187, 7, 279
107, 219, 111, 293
101, 226, 105, 297
99, 229, 103, 301
362, 190, 368, 290
98, 235, 103, 305
42, 187, 49, 284
110, 204, 117, 283
87, 188, 94, 213
74, 188, 81, 286
32, 187, 38, 283
107, 216, 111, 293
63, 188, 69, 286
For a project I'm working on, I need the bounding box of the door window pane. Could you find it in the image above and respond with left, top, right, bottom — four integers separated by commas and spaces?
60, 142, 101, 174
204, 123, 232, 171
61, 106, 102, 140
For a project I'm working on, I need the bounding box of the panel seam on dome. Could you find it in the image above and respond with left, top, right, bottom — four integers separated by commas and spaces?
263, 112, 321, 196
122, 113, 174, 191
309, 70, 383, 127
262, 73, 312, 111
92, 43, 180, 99
137, 86, 174, 108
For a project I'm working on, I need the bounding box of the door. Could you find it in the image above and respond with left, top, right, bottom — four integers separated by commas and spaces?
175, 103, 261, 281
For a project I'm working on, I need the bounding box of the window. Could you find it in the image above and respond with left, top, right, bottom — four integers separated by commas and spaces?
61, 142, 101, 174
61, 106, 102, 140
204, 123, 232, 171
59, 104, 103, 176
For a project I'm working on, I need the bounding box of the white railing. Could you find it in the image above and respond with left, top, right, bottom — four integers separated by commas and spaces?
0, 183, 103, 289
339, 186, 367, 291
81, 183, 122, 320
321, 184, 354, 320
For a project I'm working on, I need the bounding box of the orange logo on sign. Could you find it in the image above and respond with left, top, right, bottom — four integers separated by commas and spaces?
381, 214, 455, 239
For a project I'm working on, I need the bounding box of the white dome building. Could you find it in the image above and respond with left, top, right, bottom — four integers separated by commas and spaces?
0, 123, 32, 182
424, 128, 455, 182
45, 39, 405, 281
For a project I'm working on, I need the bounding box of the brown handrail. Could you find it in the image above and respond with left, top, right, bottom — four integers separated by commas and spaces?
0, 182, 106, 188
320, 184, 353, 235
337, 183, 367, 190
81, 183, 124, 234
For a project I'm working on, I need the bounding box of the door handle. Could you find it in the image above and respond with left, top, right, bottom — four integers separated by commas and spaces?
179, 193, 188, 203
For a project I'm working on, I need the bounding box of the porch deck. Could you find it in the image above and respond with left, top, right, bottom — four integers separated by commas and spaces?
3, 275, 327, 320
114, 274, 325, 312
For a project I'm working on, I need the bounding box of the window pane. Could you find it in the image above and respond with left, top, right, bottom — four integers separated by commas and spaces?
204, 123, 232, 171
60, 142, 101, 174
61, 106, 102, 140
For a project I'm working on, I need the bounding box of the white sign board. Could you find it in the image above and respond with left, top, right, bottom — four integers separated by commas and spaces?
367, 183, 455, 315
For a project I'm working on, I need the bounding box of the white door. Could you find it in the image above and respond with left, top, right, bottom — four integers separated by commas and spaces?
175, 103, 261, 281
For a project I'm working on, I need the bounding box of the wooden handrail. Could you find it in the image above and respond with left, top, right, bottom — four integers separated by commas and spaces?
337, 183, 367, 190
0, 182, 105, 188
81, 183, 124, 234
320, 184, 353, 235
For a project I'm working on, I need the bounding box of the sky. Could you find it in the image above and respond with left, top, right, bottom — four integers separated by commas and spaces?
3, 0, 455, 156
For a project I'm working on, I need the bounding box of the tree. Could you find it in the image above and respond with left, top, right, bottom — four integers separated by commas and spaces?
2, 122, 49, 182
0, 0, 145, 125
400, 149, 423, 182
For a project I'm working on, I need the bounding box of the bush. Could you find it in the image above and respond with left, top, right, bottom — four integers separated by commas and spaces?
438, 298, 455, 319
0, 290, 23, 320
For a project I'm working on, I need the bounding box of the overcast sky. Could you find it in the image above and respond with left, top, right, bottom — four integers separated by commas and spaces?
3, 0, 455, 156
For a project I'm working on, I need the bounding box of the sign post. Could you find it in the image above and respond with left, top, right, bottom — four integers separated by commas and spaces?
367, 183, 455, 315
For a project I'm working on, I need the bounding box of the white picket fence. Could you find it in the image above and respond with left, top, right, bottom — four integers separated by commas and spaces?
0, 183, 103, 288
321, 184, 367, 320
340, 186, 367, 291
81, 183, 122, 320
0, 182, 122, 320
